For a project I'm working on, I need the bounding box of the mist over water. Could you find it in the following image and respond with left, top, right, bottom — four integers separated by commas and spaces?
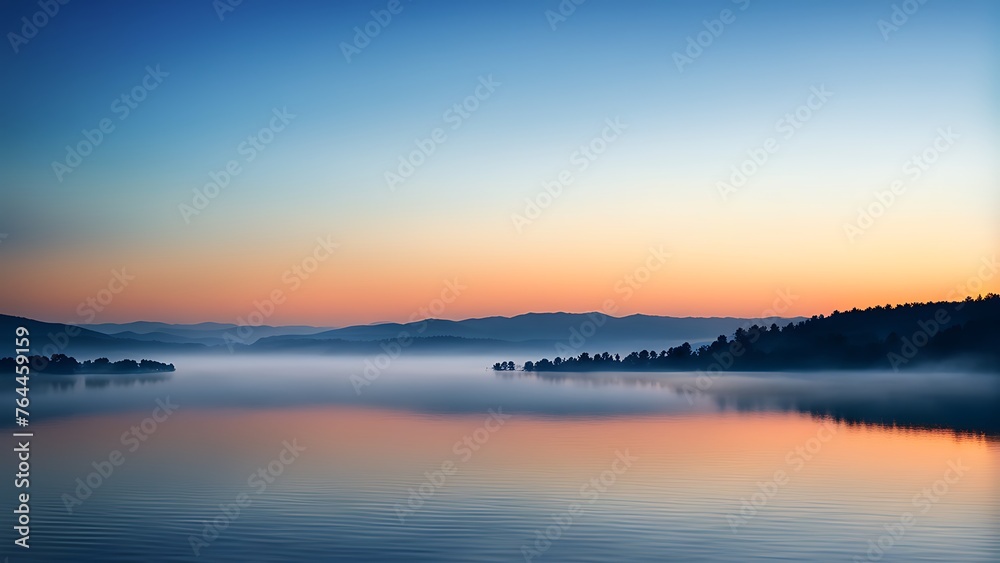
5, 354, 999, 561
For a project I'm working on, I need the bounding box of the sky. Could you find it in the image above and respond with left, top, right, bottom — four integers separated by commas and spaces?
0, 0, 997, 326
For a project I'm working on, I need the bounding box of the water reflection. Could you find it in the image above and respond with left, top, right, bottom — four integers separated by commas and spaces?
14, 405, 1000, 562
82, 374, 171, 389
4, 356, 999, 562
34, 373, 172, 391
508, 369, 1000, 437
8, 356, 998, 439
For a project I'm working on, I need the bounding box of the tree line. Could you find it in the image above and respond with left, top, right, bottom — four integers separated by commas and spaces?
0, 354, 175, 374
493, 294, 1000, 373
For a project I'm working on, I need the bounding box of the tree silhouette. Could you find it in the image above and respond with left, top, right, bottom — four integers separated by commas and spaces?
496, 295, 1000, 374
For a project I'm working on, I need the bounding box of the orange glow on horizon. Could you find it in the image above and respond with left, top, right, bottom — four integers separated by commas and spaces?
1, 215, 996, 326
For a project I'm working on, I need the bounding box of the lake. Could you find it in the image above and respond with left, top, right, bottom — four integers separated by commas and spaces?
5, 355, 999, 562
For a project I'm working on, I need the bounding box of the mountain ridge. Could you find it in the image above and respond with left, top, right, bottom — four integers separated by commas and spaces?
1, 312, 806, 357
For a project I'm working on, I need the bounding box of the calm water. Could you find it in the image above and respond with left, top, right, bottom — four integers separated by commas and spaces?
4, 355, 999, 562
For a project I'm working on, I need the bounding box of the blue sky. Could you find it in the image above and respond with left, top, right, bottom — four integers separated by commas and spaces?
0, 0, 997, 323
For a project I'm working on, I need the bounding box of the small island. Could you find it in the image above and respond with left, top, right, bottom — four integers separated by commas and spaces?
0, 354, 175, 375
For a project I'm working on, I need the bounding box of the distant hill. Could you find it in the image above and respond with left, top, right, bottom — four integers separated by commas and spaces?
2, 312, 805, 357
83, 321, 333, 345
253, 312, 798, 354
509, 296, 1000, 373
0, 314, 207, 358
0, 314, 118, 345
248, 335, 550, 355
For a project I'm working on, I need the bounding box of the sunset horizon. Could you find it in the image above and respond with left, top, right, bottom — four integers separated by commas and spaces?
2, 1, 997, 328
2, 1, 998, 561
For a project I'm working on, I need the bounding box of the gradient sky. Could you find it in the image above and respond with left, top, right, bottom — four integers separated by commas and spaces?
0, 0, 997, 325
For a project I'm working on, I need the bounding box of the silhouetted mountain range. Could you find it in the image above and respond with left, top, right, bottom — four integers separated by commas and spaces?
0, 314, 207, 357
0, 312, 800, 357
243, 313, 809, 354
507, 295, 1000, 373
83, 321, 332, 345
